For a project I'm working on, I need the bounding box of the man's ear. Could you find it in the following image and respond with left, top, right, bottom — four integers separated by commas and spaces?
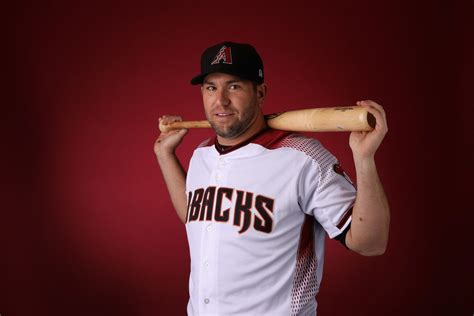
257, 83, 267, 106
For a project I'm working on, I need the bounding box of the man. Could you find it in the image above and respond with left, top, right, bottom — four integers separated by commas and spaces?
154, 41, 390, 315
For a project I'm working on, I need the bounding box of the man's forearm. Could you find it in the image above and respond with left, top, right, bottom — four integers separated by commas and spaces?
347, 157, 390, 256
157, 153, 188, 224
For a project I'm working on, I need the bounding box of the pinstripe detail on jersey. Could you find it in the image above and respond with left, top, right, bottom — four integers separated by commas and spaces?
290, 215, 318, 315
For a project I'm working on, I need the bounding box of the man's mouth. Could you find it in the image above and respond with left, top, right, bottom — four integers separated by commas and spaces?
215, 113, 234, 117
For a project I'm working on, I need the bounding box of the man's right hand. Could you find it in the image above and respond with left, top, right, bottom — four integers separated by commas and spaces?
153, 115, 189, 224
154, 115, 188, 158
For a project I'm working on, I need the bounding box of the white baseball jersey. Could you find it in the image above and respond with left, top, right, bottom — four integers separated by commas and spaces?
185, 128, 356, 316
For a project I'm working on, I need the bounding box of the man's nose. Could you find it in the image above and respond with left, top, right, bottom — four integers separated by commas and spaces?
215, 89, 230, 106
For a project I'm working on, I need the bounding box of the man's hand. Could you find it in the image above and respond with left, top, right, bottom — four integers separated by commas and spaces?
153, 115, 189, 224
349, 100, 388, 160
154, 115, 188, 158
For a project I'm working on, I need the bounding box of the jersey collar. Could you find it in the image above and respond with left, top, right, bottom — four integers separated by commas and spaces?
213, 127, 292, 155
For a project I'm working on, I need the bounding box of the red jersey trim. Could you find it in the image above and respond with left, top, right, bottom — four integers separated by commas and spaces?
336, 206, 353, 229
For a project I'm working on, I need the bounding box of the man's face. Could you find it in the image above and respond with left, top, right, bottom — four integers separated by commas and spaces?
201, 73, 261, 139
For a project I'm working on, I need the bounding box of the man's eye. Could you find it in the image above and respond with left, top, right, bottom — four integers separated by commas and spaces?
229, 84, 240, 90
206, 86, 216, 91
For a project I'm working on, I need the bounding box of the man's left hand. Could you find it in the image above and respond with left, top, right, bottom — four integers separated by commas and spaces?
349, 100, 388, 160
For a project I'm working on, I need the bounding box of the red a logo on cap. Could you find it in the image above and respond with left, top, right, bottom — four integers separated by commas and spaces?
211, 46, 233, 65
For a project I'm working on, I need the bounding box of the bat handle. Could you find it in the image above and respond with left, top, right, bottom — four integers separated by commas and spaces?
159, 120, 211, 133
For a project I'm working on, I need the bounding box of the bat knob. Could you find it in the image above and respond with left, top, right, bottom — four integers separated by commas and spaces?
367, 112, 376, 129
159, 121, 171, 133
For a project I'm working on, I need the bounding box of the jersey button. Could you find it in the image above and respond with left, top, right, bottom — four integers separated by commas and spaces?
206, 225, 212, 232
204, 298, 210, 304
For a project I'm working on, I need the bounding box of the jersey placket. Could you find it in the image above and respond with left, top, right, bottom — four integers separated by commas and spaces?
199, 154, 230, 314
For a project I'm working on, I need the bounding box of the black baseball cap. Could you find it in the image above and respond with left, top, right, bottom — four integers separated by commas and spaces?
190, 41, 264, 85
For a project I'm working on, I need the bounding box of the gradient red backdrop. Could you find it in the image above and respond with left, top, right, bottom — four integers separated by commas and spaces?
6, 1, 472, 315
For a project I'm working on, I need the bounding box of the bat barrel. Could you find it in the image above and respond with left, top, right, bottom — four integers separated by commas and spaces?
266, 106, 375, 132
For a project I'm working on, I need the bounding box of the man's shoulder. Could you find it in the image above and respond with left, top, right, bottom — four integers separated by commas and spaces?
267, 131, 323, 152
241, 128, 321, 152
268, 132, 336, 166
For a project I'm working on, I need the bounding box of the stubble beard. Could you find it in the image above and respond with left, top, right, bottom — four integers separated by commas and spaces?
208, 97, 259, 139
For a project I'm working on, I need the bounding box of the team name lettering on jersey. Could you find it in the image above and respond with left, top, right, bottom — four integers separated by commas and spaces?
186, 187, 274, 234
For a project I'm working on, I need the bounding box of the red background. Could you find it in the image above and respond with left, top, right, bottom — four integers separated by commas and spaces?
6, 1, 472, 315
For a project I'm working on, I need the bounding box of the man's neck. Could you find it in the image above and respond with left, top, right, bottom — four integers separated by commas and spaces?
216, 115, 267, 146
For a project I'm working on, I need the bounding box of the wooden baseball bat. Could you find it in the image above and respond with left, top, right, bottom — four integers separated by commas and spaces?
159, 106, 376, 133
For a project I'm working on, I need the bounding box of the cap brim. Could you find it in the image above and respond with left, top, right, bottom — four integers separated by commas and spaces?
190, 73, 207, 85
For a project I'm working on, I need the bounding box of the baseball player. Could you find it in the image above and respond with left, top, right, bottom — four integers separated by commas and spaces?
154, 41, 390, 315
